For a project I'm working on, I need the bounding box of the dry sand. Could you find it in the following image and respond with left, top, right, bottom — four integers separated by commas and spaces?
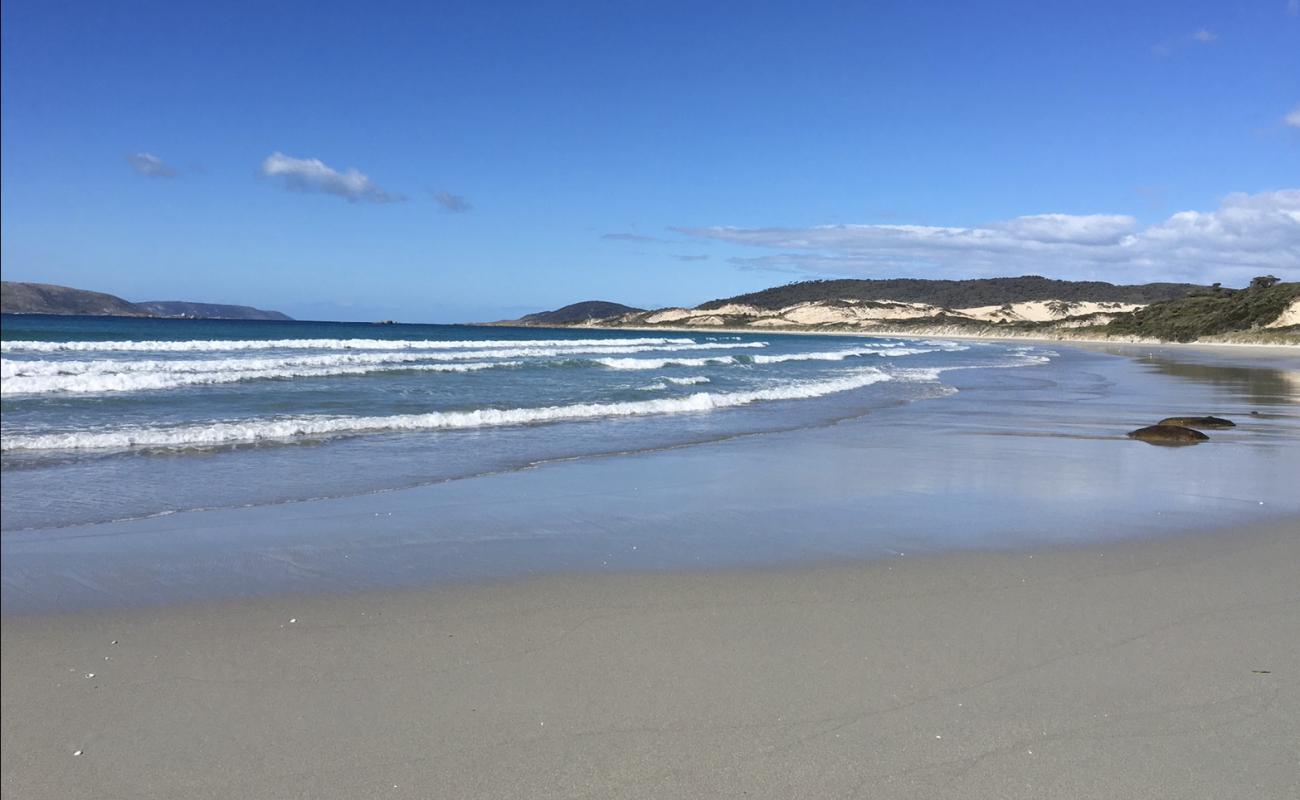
4, 518, 1297, 799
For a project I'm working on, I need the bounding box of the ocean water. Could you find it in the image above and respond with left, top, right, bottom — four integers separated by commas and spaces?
1, 315, 1052, 531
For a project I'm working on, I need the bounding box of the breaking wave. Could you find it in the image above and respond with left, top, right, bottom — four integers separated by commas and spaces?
637, 375, 711, 391
1, 368, 894, 452
1, 343, 766, 395
1, 361, 522, 396
0, 336, 700, 353
751, 346, 933, 363
593, 356, 739, 370
663, 376, 711, 385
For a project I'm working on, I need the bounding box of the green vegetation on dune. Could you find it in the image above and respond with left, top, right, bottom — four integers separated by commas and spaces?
514, 300, 644, 325
698, 276, 1204, 310
1098, 277, 1299, 343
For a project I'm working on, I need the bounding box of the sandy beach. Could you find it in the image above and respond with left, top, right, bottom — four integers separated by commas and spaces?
4, 518, 1298, 799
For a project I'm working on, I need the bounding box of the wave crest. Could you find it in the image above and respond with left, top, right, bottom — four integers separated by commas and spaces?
1, 369, 893, 451
0, 336, 703, 353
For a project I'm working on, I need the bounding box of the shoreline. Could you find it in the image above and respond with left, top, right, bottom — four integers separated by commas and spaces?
4, 516, 1297, 798
506, 322, 1300, 351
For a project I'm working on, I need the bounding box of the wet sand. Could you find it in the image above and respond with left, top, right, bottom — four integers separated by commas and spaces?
3, 518, 1298, 799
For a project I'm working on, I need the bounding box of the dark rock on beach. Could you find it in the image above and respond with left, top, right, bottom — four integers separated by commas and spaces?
1127, 425, 1210, 445
1157, 416, 1235, 429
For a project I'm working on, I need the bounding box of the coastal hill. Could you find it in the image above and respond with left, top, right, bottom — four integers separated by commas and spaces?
1, 281, 149, 317
509, 301, 644, 326
134, 300, 293, 321
698, 276, 1202, 310
499, 275, 1300, 344
1, 282, 292, 321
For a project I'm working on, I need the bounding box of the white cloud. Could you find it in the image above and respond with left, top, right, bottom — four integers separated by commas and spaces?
1285, 106, 1300, 129
991, 214, 1136, 245
1152, 28, 1220, 56
260, 152, 403, 203
1288, 0, 1298, 17
433, 191, 472, 212
679, 190, 1300, 286
126, 152, 177, 178
602, 232, 662, 242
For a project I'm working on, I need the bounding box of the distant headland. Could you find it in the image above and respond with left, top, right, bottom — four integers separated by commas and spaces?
1, 282, 292, 321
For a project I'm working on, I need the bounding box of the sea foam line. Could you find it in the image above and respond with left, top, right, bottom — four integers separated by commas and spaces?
0, 369, 893, 451
0, 361, 523, 396
638, 375, 711, 391
593, 356, 740, 370
0, 336, 700, 353
591, 344, 950, 370
0, 341, 765, 378
750, 346, 938, 363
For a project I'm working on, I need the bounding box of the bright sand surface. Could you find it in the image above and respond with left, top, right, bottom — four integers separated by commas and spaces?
3, 520, 1298, 799
3, 342, 1299, 798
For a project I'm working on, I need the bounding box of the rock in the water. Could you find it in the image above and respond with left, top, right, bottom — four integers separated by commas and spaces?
1157, 415, 1235, 429
1127, 424, 1210, 445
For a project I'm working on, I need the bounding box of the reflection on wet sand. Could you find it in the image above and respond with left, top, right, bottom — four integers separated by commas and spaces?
1094, 346, 1300, 407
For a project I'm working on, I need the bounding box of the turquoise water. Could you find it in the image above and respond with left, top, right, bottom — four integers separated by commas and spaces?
1, 314, 1052, 530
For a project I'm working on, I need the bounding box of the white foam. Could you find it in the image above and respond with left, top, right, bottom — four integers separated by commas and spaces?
750, 346, 938, 363
2, 342, 764, 378
594, 343, 953, 370
1, 343, 769, 395
0, 361, 522, 396
593, 356, 739, 370
662, 376, 711, 385
2, 341, 761, 377
886, 351, 1052, 383
3, 352, 464, 378
1, 369, 894, 451
637, 376, 711, 391
0, 336, 703, 353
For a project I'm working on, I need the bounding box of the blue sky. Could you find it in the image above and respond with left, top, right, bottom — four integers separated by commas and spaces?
2, 1, 1297, 322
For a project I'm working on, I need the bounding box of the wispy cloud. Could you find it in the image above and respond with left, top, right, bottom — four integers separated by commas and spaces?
1288, 0, 1298, 17
673, 254, 710, 262
126, 152, 177, 178
433, 191, 472, 213
260, 152, 403, 203
1285, 106, 1300, 129
1152, 28, 1220, 56
680, 190, 1300, 285
602, 232, 662, 242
